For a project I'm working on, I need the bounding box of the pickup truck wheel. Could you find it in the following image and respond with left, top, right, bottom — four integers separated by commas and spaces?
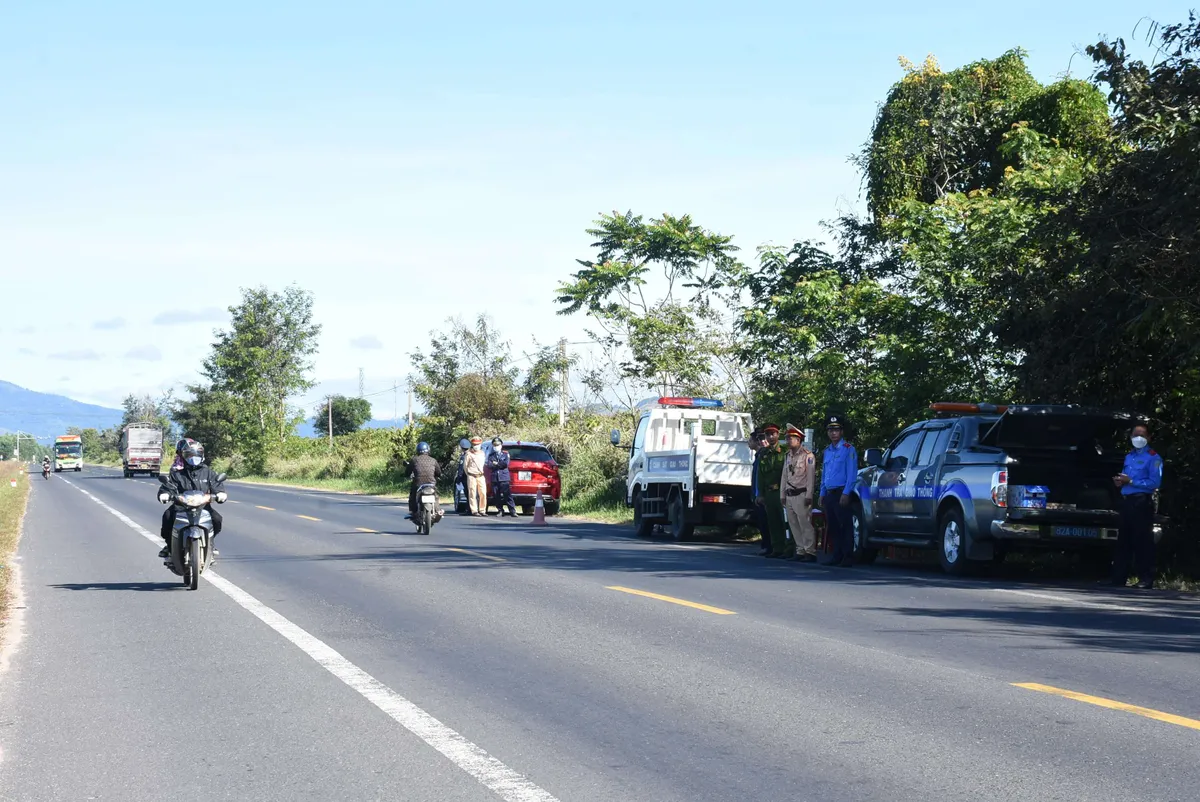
851, 503, 879, 565
938, 507, 970, 575
632, 490, 654, 537
667, 494, 695, 542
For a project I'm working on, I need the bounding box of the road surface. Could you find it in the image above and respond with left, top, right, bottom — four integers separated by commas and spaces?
2, 466, 1198, 801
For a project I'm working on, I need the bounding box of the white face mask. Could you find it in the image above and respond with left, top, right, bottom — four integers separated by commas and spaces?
186, 455, 204, 467
471, 445, 480, 452
1131, 436, 1148, 450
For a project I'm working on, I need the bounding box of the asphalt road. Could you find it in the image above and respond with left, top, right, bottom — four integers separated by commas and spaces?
2, 465, 1198, 801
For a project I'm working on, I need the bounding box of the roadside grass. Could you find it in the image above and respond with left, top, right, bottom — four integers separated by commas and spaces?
0, 462, 30, 632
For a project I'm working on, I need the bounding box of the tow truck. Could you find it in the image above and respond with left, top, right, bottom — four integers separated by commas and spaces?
611, 397, 756, 540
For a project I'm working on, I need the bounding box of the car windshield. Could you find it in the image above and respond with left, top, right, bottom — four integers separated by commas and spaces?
504, 446, 553, 463
55, 444, 82, 456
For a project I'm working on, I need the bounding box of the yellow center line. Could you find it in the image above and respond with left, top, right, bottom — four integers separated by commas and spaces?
255, 505, 275, 511
296, 514, 322, 522
606, 586, 736, 615
1014, 683, 1200, 731
355, 527, 377, 533
445, 547, 506, 562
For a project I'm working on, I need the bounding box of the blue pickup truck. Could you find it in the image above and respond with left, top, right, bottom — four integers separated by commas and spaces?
848, 403, 1166, 574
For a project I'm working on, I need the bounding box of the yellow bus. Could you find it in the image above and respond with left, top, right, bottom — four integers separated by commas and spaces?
54, 434, 84, 472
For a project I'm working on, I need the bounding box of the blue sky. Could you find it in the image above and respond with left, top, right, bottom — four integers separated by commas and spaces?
1, 1, 1189, 419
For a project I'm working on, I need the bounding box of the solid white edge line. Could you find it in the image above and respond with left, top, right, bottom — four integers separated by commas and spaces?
60, 478, 560, 802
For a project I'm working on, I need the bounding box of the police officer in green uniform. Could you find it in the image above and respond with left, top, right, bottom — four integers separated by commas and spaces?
756, 425, 792, 559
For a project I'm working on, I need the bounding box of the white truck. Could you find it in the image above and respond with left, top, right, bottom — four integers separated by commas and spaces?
120, 422, 164, 477
611, 397, 756, 540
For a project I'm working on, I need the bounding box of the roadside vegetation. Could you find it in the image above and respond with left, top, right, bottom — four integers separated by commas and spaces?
162, 15, 1199, 582
0, 461, 30, 635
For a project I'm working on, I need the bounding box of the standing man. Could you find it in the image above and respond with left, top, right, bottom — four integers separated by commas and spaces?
819, 414, 859, 567
464, 436, 488, 517
488, 437, 517, 518
1111, 423, 1163, 589
749, 429, 771, 555
781, 424, 817, 563
756, 425, 791, 559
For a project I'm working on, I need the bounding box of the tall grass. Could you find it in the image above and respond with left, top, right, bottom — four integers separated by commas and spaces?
1, 462, 30, 630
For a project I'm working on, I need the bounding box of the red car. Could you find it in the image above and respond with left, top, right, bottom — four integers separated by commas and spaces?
489, 441, 561, 516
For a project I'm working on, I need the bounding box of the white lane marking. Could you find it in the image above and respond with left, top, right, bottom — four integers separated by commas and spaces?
60, 478, 560, 802
987, 588, 1169, 614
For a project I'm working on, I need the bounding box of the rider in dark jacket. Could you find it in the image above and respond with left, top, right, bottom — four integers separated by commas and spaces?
407, 442, 442, 516
158, 438, 226, 558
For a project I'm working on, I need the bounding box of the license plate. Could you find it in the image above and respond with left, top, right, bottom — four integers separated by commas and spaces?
518, 471, 532, 481
1053, 525, 1101, 539
420, 495, 436, 504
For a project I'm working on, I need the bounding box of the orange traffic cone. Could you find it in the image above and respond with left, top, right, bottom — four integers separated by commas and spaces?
532, 488, 547, 526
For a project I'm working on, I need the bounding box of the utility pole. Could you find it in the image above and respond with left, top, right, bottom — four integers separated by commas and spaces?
358, 368, 365, 398
393, 380, 398, 428
327, 396, 334, 451
558, 338, 568, 428
407, 389, 414, 427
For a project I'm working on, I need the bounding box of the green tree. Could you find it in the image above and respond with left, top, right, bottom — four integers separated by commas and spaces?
314, 395, 373, 437
187, 284, 321, 471
557, 211, 743, 400
170, 385, 240, 460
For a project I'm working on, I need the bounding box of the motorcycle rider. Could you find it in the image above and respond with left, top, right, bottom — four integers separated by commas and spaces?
157, 438, 226, 559
41, 455, 51, 476
406, 441, 442, 519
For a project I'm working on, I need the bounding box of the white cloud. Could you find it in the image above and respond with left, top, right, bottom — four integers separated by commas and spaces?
153, 308, 225, 326
350, 335, 383, 350
93, 317, 125, 330
125, 346, 163, 361
49, 349, 102, 361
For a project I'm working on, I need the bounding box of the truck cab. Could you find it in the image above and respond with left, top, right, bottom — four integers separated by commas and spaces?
615, 397, 755, 540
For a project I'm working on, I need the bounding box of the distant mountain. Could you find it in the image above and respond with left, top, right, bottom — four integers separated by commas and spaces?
0, 381, 123, 440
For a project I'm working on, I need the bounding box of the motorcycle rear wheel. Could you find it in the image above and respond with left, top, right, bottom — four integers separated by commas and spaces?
421, 508, 432, 536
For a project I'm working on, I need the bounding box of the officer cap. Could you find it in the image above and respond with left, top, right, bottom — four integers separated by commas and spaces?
784, 424, 804, 440
762, 424, 780, 434
825, 414, 845, 429
470, 436, 483, 445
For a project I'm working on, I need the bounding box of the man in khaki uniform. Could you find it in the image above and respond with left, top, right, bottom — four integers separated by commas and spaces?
464, 436, 488, 517
780, 424, 817, 563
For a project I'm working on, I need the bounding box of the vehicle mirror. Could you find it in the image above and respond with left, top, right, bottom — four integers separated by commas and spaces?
610, 429, 621, 446
865, 448, 884, 468
215, 473, 227, 483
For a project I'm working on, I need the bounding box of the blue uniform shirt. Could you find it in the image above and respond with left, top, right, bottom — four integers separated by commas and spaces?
751, 449, 763, 497
821, 441, 859, 495
1122, 447, 1163, 496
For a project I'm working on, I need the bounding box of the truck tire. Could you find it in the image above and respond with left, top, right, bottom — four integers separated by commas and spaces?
851, 502, 879, 565
632, 490, 654, 538
667, 493, 695, 542
937, 506, 970, 575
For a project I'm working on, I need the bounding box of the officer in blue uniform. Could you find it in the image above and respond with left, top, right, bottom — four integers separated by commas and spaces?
1111, 423, 1163, 589
819, 414, 859, 567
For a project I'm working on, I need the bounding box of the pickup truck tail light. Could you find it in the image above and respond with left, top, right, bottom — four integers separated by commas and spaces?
991, 470, 1008, 507
702, 494, 728, 504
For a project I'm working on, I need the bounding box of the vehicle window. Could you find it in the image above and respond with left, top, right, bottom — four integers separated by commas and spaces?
505, 446, 553, 463
885, 430, 923, 472
680, 418, 717, 436
633, 416, 649, 452
916, 427, 951, 466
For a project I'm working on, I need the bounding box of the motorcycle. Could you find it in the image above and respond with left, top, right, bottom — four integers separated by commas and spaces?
414, 482, 442, 535
157, 473, 227, 590
42, 463, 50, 480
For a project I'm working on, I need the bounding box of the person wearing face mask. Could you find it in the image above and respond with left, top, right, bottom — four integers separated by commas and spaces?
464, 436, 488, 517
1111, 423, 1163, 589
157, 438, 226, 559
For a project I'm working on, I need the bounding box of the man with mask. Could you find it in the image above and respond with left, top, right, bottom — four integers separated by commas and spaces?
157, 438, 226, 559
1111, 423, 1164, 589
781, 424, 817, 562
464, 436, 488, 517
487, 438, 516, 517
756, 425, 791, 558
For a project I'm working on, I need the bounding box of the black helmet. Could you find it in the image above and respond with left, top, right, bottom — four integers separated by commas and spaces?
416, 441, 430, 455
180, 438, 205, 467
